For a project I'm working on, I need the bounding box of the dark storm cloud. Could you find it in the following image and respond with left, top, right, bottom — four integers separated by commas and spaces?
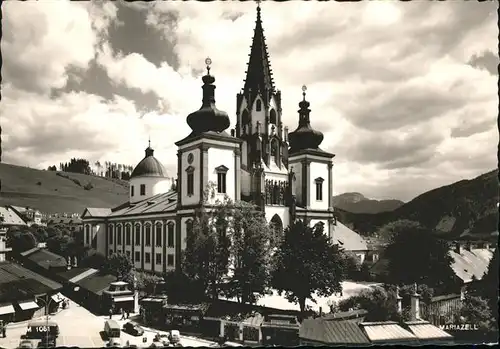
50, 62, 160, 113
110, 1, 180, 70
338, 127, 443, 170
468, 51, 499, 76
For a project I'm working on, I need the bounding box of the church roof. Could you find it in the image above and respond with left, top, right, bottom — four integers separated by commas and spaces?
131, 145, 169, 179
109, 191, 177, 217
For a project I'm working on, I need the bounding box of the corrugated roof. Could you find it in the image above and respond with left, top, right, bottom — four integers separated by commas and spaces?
47, 217, 82, 225
57, 267, 93, 281
76, 273, 117, 295
0, 206, 27, 226
333, 221, 368, 252
108, 191, 177, 217
449, 248, 493, 283
69, 268, 99, 283
322, 309, 368, 321
361, 322, 417, 342
0, 262, 62, 290
404, 321, 453, 340
23, 248, 68, 269
300, 318, 370, 344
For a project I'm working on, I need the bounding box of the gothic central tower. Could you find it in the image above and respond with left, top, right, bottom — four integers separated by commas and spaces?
235, 4, 288, 172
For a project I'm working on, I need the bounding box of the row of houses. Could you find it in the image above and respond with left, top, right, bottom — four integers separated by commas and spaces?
3, 205, 82, 231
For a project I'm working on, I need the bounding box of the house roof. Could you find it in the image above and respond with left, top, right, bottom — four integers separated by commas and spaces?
47, 217, 82, 225
299, 318, 370, 344
57, 267, 95, 281
21, 248, 68, 269
76, 273, 117, 295
404, 321, 453, 341
0, 262, 62, 290
360, 322, 417, 343
0, 206, 27, 226
333, 221, 368, 252
82, 207, 112, 218
108, 191, 177, 217
449, 248, 493, 283
322, 309, 368, 321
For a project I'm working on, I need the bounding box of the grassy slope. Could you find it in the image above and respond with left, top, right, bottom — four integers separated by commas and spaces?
0, 163, 129, 214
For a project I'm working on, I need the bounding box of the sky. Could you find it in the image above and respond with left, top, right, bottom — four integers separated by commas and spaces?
1, 0, 498, 202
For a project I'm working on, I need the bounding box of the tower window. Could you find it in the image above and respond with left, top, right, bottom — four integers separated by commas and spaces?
145, 225, 151, 246
315, 177, 324, 201
215, 165, 228, 194
140, 184, 146, 196
186, 166, 195, 196
131, 186, 134, 197
167, 222, 175, 247
270, 109, 277, 124
256, 99, 262, 112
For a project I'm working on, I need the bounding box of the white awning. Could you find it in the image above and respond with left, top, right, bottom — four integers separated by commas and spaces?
18, 301, 39, 311
0, 304, 15, 315
114, 296, 134, 302
50, 292, 65, 302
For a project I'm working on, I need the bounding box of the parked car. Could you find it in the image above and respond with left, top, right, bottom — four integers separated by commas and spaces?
122, 322, 144, 337
18, 340, 34, 349
169, 330, 180, 344
107, 338, 122, 347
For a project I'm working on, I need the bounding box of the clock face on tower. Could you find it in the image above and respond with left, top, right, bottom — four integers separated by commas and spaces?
187, 153, 194, 164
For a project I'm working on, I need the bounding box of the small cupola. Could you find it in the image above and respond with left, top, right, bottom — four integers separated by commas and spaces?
186, 57, 231, 135
288, 85, 324, 154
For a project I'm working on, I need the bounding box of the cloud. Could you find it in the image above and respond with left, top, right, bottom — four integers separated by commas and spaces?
1, 1, 497, 203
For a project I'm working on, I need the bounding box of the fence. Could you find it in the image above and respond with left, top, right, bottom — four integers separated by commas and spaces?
421, 294, 462, 326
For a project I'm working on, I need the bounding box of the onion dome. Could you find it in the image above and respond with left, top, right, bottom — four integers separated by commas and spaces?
288, 85, 324, 153
186, 57, 230, 134
130, 140, 168, 179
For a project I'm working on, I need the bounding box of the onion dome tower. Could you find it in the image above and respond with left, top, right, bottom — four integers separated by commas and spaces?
186, 58, 231, 136
129, 139, 171, 204
288, 85, 324, 154
175, 58, 242, 211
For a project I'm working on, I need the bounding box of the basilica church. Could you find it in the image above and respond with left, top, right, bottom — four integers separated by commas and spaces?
81, 5, 368, 274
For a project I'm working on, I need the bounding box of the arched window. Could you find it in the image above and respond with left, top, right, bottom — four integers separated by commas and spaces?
134, 224, 141, 246
117, 224, 122, 245
108, 225, 114, 245
145, 223, 152, 246
256, 99, 262, 112
241, 109, 250, 125
85, 225, 90, 245
269, 214, 284, 242
269, 109, 277, 124
155, 222, 162, 247
167, 222, 175, 248
271, 139, 279, 164
125, 224, 131, 245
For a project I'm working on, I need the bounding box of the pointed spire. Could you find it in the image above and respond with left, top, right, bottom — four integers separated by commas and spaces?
243, 1, 275, 95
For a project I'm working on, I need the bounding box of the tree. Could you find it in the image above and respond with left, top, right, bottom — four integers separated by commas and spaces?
163, 271, 205, 304
80, 250, 107, 269
104, 252, 134, 280
226, 201, 273, 304
6, 228, 37, 253
383, 226, 456, 292
182, 185, 232, 300
377, 219, 421, 243
343, 251, 362, 281
46, 234, 73, 256
338, 286, 402, 322
133, 271, 163, 295
271, 220, 347, 315
460, 294, 495, 331
470, 247, 499, 326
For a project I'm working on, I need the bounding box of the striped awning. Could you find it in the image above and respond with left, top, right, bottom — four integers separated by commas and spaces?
18, 301, 39, 311
114, 295, 134, 302
0, 304, 15, 315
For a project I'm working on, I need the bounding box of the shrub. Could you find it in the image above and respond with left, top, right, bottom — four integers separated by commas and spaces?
71, 178, 82, 186
36, 181, 42, 185
83, 182, 94, 191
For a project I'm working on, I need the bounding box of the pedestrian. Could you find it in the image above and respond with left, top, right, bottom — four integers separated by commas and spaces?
2, 326, 6, 338
120, 308, 125, 320
109, 307, 113, 319
126, 310, 130, 319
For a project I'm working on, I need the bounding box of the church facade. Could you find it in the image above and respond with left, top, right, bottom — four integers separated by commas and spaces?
81, 6, 368, 274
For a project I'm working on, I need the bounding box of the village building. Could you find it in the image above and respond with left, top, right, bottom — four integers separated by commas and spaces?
81, 5, 368, 274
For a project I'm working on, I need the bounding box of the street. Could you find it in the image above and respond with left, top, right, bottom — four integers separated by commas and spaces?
0, 296, 214, 348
